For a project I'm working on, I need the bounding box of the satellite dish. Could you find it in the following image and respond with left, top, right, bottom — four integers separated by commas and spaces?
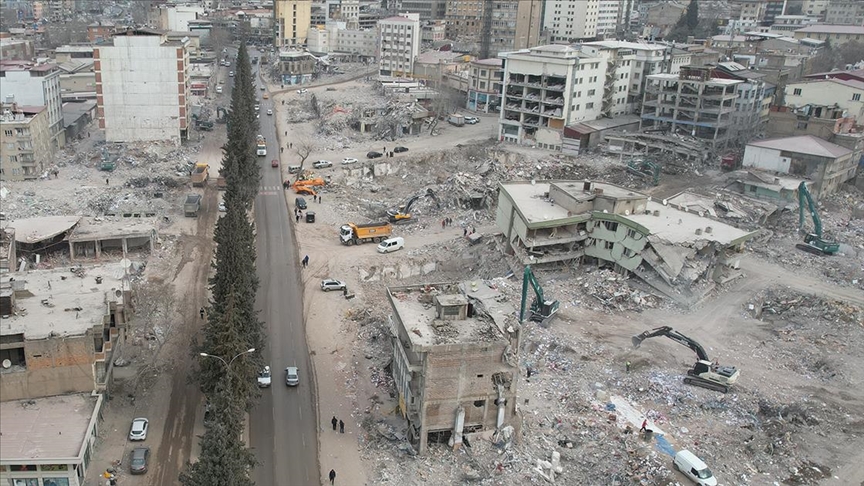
2, 359, 11, 369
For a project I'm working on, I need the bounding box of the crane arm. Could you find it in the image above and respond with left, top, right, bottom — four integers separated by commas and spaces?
798, 182, 822, 237
632, 326, 711, 362
520, 266, 545, 322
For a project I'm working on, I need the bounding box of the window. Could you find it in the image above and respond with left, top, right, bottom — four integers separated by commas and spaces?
603, 221, 618, 231
793, 88, 802, 95
623, 247, 633, 257
853, 93, 861, 101
3, 129, 11, 136
587, 89, 595, 96
627, 228, 639, 238
586, 102, 594, 109
604, 241, 614, 250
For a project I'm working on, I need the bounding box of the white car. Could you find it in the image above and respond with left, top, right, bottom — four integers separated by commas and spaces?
229, 71, 234, 77
218, 201, 227, 212
320, 279, 346, 291
285, 366, 300, 386
342, 157, 358, 165
267, 109, 273, 116
313, 160, 333, 169
297, 88, 308, 94
257, 366, 272, 388
254, 104, 260, 111
464, 116, 480, 124
129, 418, 149, 441
260, 85, 266, 91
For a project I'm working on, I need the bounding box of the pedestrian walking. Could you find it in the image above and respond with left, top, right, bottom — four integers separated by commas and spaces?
303, 255, 310, 268
199, 307, 205, 320
339, 420, 344, 433
626, 361, 631, 373
313, 194, 317, 203
463, 227, 468, 237
331, 416, 338, 431
280, 147, 284, 153
318, 195, 322, 203
105, 178, 109, 185
296, 214, 300, 223
389, 151, 393, 158
640, 419, 648, 432
329, 469, 336, 485
441, 219, 446, 229
343, 286, 348, 297
383, 146, 386, 153
285, 130, 288, 136
290, 142, 293, 149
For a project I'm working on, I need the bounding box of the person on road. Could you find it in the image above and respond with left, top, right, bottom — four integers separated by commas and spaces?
339, 419, 344, 433
302, 255, 310, 268
296, 214, 300, 223
329, 469, 336, 485
199, 307, 205, 320
640, 419, 648, 432
331, 416, 338, 431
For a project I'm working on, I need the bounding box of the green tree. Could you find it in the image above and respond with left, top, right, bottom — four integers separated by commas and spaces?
667, 0, 700, 42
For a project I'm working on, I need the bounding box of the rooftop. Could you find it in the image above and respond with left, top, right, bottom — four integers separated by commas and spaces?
500, 181, 646, 226
55, 45, 95, 53
1, 260, 134, 339
387, 281, 515, 349
747, 135, 853, 158
583, 40, 670, 52
472, 58, 503, 67
0, 393, 100, 461
647, 72, 742, 86
627, 200, 755, 245
8, 216, 80, 244
795, 24, 864, 34
68, 217, 157, 241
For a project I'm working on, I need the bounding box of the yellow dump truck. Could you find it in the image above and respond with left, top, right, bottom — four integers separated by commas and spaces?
191, 163, 209, 187
339, 222, 393, 245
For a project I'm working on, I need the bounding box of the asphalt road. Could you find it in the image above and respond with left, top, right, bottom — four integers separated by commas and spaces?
248, 56, 320, 486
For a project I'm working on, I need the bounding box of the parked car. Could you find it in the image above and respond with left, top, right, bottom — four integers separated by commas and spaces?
271, 159, 279, 168
288, 165, 302, 174
297, 88, 308, 94
229, 71, 234, 77
377, 236, 405, 254
295, 197, 307, 210
285, 366, 300, 386
257, 366, 272, 387
129, 418, 149, 441
313, 160, 333, 169
267, 109, 273, 115
218, 201, 227, 212
342, 157, 358, 165
130, 447, 150, 475
260, 85, 266, 91
367, 151, 383, 159
393, 146, 409, 153
254, 104, 260, 111
464, 116, 480, 124
321, 279, 346, 291
216, 86, 223, 94
263, 93, 269, 99
673, 450, 717, 486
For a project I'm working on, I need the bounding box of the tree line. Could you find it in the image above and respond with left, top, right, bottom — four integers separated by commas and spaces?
180, 40, 263, 486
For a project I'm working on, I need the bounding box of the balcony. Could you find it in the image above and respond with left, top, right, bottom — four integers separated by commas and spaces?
542, 97, 564, 106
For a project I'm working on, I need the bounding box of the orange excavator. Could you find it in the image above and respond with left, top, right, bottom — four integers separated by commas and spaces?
283, 169, 328, 196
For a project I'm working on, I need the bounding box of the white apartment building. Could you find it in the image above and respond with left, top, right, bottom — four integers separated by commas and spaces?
378, 13, 421, 78
784, 78, 864, 123
0, 61, 65, 150
95, 29, 190, 144
499, 45, 605, 150
543, 0, 599, 42
152, 5, 204, 31
308, 22, 376, 57
597, 0, 629, 38
581, 41, 691, 117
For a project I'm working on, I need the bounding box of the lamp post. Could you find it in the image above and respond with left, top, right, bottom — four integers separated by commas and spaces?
200, 348, 256, 369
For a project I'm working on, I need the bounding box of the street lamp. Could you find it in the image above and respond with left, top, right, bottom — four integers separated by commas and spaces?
200, 348, 256, 369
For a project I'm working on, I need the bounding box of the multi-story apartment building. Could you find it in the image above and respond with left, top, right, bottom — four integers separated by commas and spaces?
393, 0, 447, 21
824, 0, 864, 25
499, 45, 605, 150
87, 21, 118, 43
543, 0, 599, 42
792, 24, 864, 45
444, 0, 542, 57
0, 104, 53, 180
422, 20, 447, 42
581, 41, 692, 117
378, 13, 421, 77
308, 22, 376, 57
0, 34, 34, 60
739, 0, 768, 28
763, 0, 788, 25
641, 66, 743, 150
768, 15, 818, 35
597, 0, 631, 38
784, 75, 864, 124
0, 60, 65, 150
95, 29, 190, 143
150, 4, 204, 32
275, 0, 313, 47
466, 58, 504, 113
802, 0, 829, 19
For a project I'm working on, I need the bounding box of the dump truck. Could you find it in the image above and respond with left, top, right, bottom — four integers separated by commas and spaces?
447, 114, 465, 126
190, 163, 209, 187
256, 135, 267, 157
216, 176, 227, 190
339, 222, 393, 245
184, 194, 202, 217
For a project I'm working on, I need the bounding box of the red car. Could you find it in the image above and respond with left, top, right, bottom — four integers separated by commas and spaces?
271, 159, 279, 168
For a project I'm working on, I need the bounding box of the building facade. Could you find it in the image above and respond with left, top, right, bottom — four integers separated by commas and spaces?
784, 78, 864, 123
824, 0, 864, 25
0, 105, 53, 181
444, 0, 542, 57
467, 58, 503, 113
378, 13, 421, 77
386, 282, 520, 454
393, 0, 447, 21
543, 0, 598, 42
277, 50, 317, 85
499, 45, 605, 149
792, 24, 864, 45
641, 66, 742, 150
0, 61, 65, 150
95, 30, 190, 143
275, 0, 313, 47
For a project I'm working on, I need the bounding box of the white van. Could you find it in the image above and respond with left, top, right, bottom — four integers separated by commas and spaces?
673, 450, 717, 486
377, 236, 404, 254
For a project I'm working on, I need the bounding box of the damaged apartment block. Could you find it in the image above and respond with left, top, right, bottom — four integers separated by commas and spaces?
386, 281, 521, 454
497, 180, 758, 306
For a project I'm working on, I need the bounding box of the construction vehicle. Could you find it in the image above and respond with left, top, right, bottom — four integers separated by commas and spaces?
631, 326, 740, 393
797, 181, 840, 256
627, 158, 660, 186
190, 163, 209, 187
284, 170, 327, 196
340, 222, 393, 245
256, 136, 267, 157
447, 114, 465, 126
720, 153, 740, 172
257, 366, 271, 388
216, 106, 228, 124
519, 266, 560, 327
387, 189, 440, 222
184, 194, 202, 217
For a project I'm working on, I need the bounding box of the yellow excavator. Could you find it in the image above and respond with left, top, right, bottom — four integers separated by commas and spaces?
387, 189, 440, 222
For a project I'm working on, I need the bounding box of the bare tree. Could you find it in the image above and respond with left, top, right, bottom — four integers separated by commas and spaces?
294, 141, 316, 177
129, 279, 181, 392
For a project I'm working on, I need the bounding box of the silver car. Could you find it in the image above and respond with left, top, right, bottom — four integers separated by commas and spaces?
313, 160, 333, 169
320, 279, 346, 292
285, 366, 300, 386
129, 418, 149, 441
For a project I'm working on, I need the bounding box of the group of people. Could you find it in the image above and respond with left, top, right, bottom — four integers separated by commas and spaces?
327, 416, 347, 484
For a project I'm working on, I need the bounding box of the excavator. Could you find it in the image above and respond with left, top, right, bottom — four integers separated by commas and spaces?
284, 169, 327, 196
387, 189, 440, 222
519, 266, 560, 327
632, 326, 740, 393
796, 181, 840, 256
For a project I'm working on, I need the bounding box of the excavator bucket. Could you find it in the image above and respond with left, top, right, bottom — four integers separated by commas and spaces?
631, 334, 645, 349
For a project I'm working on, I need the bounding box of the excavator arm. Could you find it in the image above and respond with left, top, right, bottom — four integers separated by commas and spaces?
519, 266, 560, 324
631, 326, 711, 362
798, 181, 822, 237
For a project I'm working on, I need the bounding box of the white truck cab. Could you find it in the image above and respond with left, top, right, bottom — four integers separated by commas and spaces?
257, 366, 272, 387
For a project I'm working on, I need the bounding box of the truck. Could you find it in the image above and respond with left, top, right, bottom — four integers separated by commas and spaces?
339, 222, 393, 245
256, 135, 267, 157
447, 114, 465, 127
257, 366, 272, 387
190, 163, 209, 187
184, 194, 202, 217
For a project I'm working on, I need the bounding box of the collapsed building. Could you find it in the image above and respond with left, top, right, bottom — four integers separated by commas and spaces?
496, 180, 758, 306
386, 281, 521, 454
